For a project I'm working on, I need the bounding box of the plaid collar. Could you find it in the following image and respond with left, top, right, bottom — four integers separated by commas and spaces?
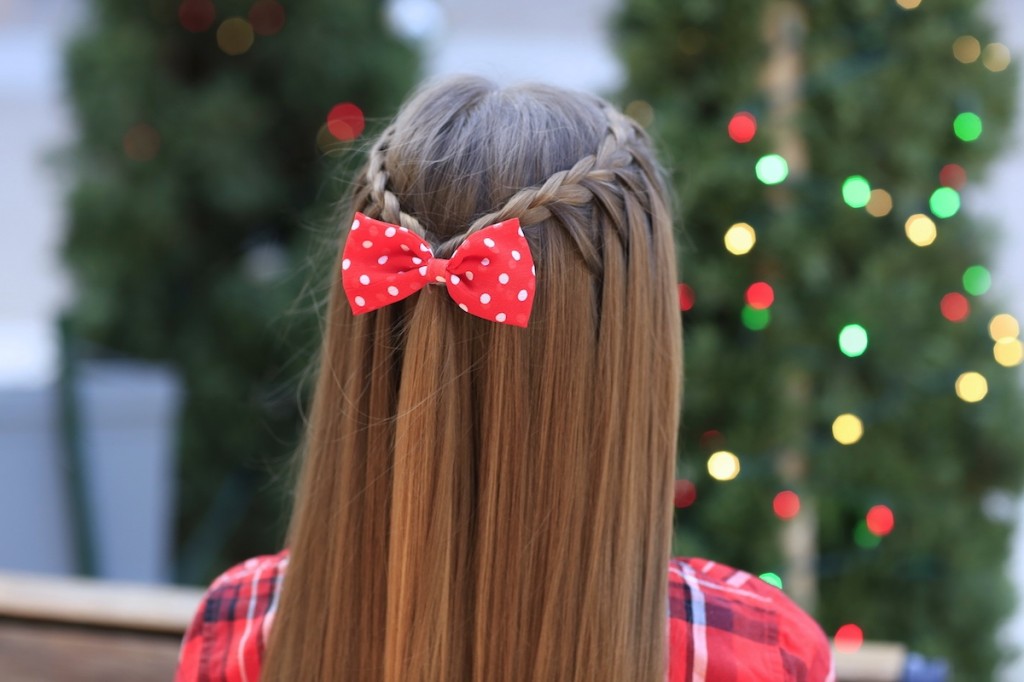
176, 551, 834, 681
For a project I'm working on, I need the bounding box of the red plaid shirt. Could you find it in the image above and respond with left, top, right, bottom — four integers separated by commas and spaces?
175, 551, 834, 681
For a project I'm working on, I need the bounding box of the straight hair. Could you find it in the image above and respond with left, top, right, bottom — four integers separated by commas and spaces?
263, 75, 683, 682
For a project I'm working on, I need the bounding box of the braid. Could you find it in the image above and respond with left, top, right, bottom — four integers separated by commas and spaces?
363, 102, 660, 261
467, 103, 657, 234
365, 124, 425, 234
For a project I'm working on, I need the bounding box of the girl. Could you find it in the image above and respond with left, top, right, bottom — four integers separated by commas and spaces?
176, 76, 834, 682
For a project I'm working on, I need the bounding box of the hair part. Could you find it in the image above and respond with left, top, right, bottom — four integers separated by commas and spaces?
263, 75, 682, 682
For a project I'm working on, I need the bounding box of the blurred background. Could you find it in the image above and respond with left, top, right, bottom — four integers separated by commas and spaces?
1, 0, 1023, 680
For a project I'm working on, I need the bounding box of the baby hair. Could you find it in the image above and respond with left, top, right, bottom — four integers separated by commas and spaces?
263, 75, 682, 682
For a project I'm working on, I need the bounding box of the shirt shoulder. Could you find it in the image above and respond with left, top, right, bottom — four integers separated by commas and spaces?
175, 550, 290, 682
667, 557, 835, 682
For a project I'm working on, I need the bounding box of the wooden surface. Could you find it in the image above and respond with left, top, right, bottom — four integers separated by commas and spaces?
0, 620, 180, 682
833, 642, 906, 682
0, 570, 203, 634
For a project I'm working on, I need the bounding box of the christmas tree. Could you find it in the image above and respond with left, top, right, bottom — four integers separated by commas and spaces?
62, 0, 418, 583
618, 0, 1024, 677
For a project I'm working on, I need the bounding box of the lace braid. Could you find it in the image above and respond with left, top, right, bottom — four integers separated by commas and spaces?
466, 104, 655, 234
364, 124, 426, 234
363, 103, 659, 267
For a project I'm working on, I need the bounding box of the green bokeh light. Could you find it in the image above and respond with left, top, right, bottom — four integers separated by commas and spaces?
930, 187, 961, 219
839, 324, 869, 357
963, 265, 992, 296
742, 305, 771, 330
755, 154, 789, 185
842, 175, 871, 208
953, 112, 983, 142
854, 520, 882, 549
759, 572, 783, 589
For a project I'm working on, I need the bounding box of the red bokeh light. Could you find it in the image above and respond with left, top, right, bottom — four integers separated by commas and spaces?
249, 0, 286, 36
678, 283, 695, 312
866, 505, 895, 536
674, 480, 697, 509
939, 163, 967, 190
773, 491, 801, 520
327, 103, 366, 141
728, 112, 758, 143
745, 281, 775, 309
699, 429, 724, 450
940, 292, 970, 322
178, 0, 216, 32
834, 624, 864, 653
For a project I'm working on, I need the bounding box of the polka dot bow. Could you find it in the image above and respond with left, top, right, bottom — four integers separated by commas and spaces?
341, 212, 537, 328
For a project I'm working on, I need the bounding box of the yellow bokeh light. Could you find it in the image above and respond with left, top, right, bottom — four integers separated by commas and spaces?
865, 189, 893, 217
217, 17, 255, 56
724, 223, 757, 255
953, 36, 981, 64
905, 214, 937, 247
982, 43, 1012, 72
625, 100, 655, 128
955, 372, 988, 402
832, 414, 864, 445
707, 451, 741, 481
896, 0, 922, 8
989, 313, 1020, 341
994, 339, 1024, 368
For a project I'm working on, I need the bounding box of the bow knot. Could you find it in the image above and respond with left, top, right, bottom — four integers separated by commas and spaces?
425, 257, 450, 284
342, 213, 536, 327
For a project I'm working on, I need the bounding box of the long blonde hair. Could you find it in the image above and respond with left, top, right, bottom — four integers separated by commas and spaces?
263, 76, 682, 681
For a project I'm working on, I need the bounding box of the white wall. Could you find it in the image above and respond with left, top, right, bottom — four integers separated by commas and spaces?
973, 2, 1024, 678
0, 0, 77, 388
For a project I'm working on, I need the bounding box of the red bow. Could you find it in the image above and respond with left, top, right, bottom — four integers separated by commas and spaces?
341, 212, 537, 328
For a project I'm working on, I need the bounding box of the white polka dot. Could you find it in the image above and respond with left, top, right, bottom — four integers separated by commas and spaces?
450, 274, 461, 285
352, 219, 360, 231
518, 289, 528, 301
480, 293, 491, 304
399, 226, 408, 232
459, 303, 469, 312
531, 265, 536, 275
418, 266, 427, 277
388, 286, 399, 296
377, 255, 388, 265
435, 275, 446, 283
465, 271, 473, 281
412, 257, 422, 265
518, 227, 524, 237
385, 226, 397, 237
359, 274, 370, 285
420, 243, 430, 252
354, 296, 365, 307
481, 258, 490, 267
400, 244, 410, 251
483, 237, 495, 248
495, 312, 506, 322
362, 240, 373, 248
511, 250, 521, 261
498, 273, 509, 285
342, 258, 351, 270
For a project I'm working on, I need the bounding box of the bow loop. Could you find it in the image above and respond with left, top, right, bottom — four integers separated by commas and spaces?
342, 212, 536, 327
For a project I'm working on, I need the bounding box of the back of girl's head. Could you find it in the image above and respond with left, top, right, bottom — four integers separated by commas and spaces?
264, 75, 682, 682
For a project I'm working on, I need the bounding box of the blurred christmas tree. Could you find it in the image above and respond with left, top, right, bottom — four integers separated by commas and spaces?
618, 0, 1024, 676
62, 0, 418, 583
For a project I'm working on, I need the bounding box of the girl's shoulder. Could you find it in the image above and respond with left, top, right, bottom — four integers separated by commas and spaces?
175, 550, 289, 682
667, 557, 835, 682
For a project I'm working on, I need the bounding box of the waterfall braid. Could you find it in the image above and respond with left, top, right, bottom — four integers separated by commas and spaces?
263, 76, 683, 682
